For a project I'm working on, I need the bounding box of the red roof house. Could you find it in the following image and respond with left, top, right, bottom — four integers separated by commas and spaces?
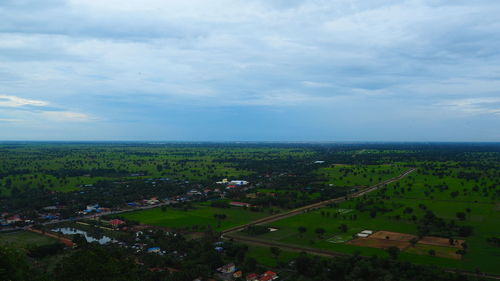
246, 273, 258, 281
109, 219, 125, 227
230, 201, 251, 207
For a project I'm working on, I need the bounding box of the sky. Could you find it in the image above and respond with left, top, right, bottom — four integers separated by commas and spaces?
1, 0, 500, 141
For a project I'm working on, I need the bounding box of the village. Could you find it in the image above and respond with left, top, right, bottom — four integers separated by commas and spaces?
2, 177, 286, 281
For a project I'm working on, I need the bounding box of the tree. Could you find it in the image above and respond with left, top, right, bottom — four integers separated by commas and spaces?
428, 249, 436, 256
213, 213, 227, 227
315, 228, 326, 238
270, 247, 281, 263
338, 224, 348, 233
298, 226, 307, 237
456, 212, 466, 221
0, 246, 36, 281
386, 246, 400, 259
244, 257, 257, 272
410, 237, 418, 247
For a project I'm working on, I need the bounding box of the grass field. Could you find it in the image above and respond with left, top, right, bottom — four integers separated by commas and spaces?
120, 203, 273, 232
248, 165, 500, 274
245, 245, 300, 268
0, 231, 56, 252
0, 144, 314, 195
316, 164, 406, 187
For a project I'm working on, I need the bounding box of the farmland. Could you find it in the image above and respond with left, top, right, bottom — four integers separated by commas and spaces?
0, 143, 314, 195
1, 143, 499, 280
120, 203, 275, 232
0, 231, 55, 252
238, 162, 500, 274
316, 164, 406, 187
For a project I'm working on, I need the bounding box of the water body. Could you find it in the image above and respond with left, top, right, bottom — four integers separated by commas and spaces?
52, 227, 112, 244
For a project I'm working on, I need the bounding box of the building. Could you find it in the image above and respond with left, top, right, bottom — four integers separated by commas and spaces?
109, 219, 125, 227
230, 201, 252, 208
230, 180, 249, 186
263, 271, 278, 280
246, 273, 258, 281
147, 247, 161, 254
217, 263, 236, 274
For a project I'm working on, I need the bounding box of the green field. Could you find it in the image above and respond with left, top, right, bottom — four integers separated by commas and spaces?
120, 203, 273, 232
246, 165, 500, 274
0, 231, 55, 252
0, 144, 314, 195
317, 164, 406, 187
245, 245, 300, 268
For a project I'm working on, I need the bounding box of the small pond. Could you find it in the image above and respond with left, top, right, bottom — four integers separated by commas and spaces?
52, 227, 113, 244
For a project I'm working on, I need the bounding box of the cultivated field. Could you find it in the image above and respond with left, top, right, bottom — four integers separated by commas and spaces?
243, 162, 500, 274
120, 203, 274, 232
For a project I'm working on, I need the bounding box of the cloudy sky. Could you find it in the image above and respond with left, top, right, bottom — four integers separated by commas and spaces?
1, 0, 499, 141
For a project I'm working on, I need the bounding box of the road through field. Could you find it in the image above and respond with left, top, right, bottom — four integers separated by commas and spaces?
222, 168, 416, 235
222, 167, 500, 279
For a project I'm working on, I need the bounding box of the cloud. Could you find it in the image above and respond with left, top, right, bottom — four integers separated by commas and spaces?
0, 118, 21, 122
301, 81, 332, 88
0, 0, 500, 140
40, 111, 92, 122
439, 98, 500, 116
0, 94, 49, 107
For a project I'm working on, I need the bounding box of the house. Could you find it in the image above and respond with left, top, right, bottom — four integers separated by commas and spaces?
99, 207, 111, 213
147, 247, 161, 254
230, 201, 252, 208
259, 276, 272, 281
146, 197, 160, 205
85, 204, 99, 213
6, 216, 23, 224
263, 271, 278, 280
230, 180, 248, 186
217, 263, 236, 274
216, 178, 229, 184
233, 271, 243, 278
246, 193, 258, 199
109, 219, 125, 227
246, 273, 258, 281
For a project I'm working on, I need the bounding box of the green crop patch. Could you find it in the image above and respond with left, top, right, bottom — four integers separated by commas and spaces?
120, 204, 272, 232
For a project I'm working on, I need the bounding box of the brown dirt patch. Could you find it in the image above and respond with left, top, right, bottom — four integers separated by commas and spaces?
346, 237, 410, 250
369, 231, 417, 242
418, 236, 465, 249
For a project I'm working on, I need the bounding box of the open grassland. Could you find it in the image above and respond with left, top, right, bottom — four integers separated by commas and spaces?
316, 164, 406, 187
0, 231, 55, 252
245, 245, 300, 268
247, 164, 500, 274
0, 144, 315, 195
120, 203, 274, 232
